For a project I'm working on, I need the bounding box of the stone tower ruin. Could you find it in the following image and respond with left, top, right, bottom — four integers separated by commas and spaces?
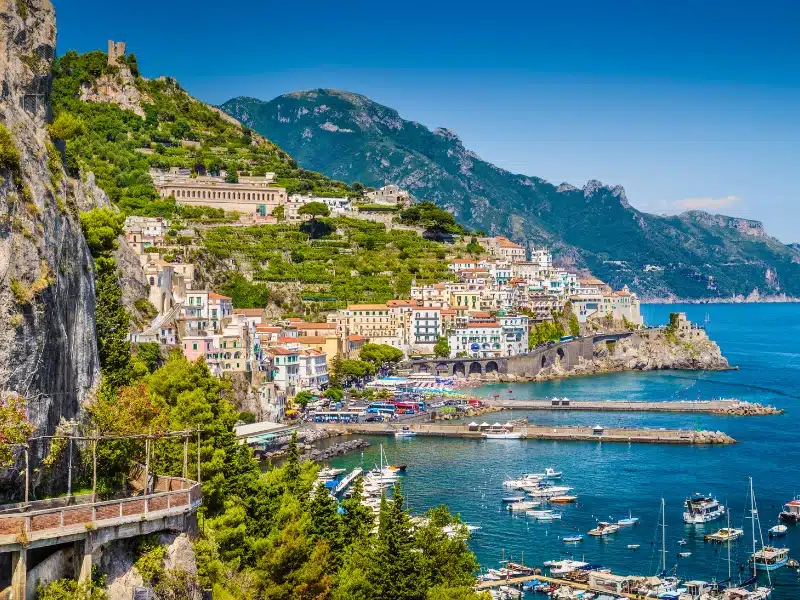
107, 40, 127, 66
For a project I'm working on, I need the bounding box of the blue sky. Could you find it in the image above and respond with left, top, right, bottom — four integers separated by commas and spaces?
55, 0, 800, 242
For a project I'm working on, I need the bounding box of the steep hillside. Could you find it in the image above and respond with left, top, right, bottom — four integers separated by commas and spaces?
222, 90, 800, 300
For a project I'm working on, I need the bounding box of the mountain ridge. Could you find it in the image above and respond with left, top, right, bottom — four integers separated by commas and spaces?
221, 88, 800, 300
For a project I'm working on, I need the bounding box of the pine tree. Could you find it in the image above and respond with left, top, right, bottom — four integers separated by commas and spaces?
284, 431, 301, 496
309, 481, 344, 565
340, 477, 374, 545
94, 256, 131, 388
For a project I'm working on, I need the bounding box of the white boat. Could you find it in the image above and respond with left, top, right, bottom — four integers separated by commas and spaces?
679, 552, 692, 558
705, 527, 745, 543
628, 544, 640, 550
394, 426, 417, 438
563, 534, 584, 543
746, 478, 788, 573
547, 559, 589, 575
484, 431, 523, 439
617, 510, 640, 526
527, 485, 573, 498
501, 496, 525, 503
527, 509, 562, 521
588, 521, 619, 536
507, 500, 540, 512
683, 493, 726, 524
525, 467, 562, 479
442, 523, 481, 538
768, 524, 787, 538
502, 474, 542, 488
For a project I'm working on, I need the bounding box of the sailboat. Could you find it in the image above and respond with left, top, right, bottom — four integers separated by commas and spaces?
748, 478, 788, 573
722, 478, 774, 599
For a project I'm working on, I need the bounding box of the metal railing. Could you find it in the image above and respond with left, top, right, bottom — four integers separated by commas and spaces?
0, 477, 201, 544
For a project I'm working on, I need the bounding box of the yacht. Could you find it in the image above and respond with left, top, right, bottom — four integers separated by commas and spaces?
527, 509, 562, 521
562, 534, 584, 543
502, 474, 542, 488
704, 527, 744, 543
527, 485, 573, 498
751, 546, 789, 572
525, 467, 562, 479
546, 559, 589, 575
588, 521, 620, 536
394, 426, 417, 438
779, 496, 800, 522
617, 510, 640, 526
683, 493, 726, 524
506, 500, 540, 512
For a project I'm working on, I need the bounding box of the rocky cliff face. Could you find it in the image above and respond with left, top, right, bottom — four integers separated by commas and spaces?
0, 0, 99, 493
223, 90, 800, 300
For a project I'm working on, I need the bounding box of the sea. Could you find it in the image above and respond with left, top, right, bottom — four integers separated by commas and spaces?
326, 303, 800, 598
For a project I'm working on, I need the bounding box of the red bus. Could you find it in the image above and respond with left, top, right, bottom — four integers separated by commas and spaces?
392, 401, 416, 413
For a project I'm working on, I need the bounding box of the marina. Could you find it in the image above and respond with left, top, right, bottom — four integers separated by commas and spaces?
487, 398, 781, 416
322, 305, 800, 600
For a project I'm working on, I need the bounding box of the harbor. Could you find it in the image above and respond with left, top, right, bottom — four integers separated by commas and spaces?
316, 422, 737, 445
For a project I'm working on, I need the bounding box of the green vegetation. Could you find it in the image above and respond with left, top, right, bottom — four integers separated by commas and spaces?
38, 578, 107, 600
202, 217, 453, 308
465, 237, 485, 256
51, 51, 358, 218
0, 395, 34, 467
294, 390, 314, 408
298, 200, 330, 219
358, 343, 404, 370
528, 320, 566, 348
399, 201, 467, 235
434, 337, 451, 358
0, 123, 22, 175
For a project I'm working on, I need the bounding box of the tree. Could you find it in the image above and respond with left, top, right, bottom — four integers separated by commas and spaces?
340, 477, 374, 545
323, 388, 344, 402
225, 166, 239, 183
309, 481, 344, 564
298, 201, 330, 220
294, 391, 313, 408
79, 208, 124, 257
0, 395, 34, 467
94, 257, 132, 388
48, 111, 85, 140
465, 237, 484, 256
434, 337, 451, 358
359, 343, 404, 371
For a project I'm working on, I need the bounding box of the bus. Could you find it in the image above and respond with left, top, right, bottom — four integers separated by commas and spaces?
366, 402, 396, 415
392, 401, 416, 414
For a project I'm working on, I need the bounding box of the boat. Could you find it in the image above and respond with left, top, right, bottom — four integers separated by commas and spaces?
507, 500, 539, 512
617, 510, 640, 526
501, 496, 525, 503
678, 539, 688, 546
550, 495, 578, 503
547, 559, 589, 575
747, 477, 786, 576
527, 485, 574, 498
394, 426, 416, 438
588, 522, 619, 536
678, 552, 692, 558
526, 467, 562, 479
563, 534, 584, 543
628, 544, 640, 550
683, 493, 726, 524
502, 474, 542, 488
705, 527, 745, 543
318, 467, 346, 479
768, 524, 787, 538
527, 509, 562, 521
779, 496, 800, 522
442, 523, 481, 538
484, 431, 523, 439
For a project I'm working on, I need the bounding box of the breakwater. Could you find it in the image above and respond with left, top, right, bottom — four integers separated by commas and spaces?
316, 423, 736, 445
488, 398, 781, 415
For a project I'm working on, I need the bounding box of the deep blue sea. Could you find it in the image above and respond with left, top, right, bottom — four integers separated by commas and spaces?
327, 304, 800, 597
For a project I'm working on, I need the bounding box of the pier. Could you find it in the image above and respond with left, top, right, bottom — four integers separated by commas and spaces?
475, 572, 650, 599
334, 467, 363, 495
317, 423, 736, 445
488, 398, 781, 416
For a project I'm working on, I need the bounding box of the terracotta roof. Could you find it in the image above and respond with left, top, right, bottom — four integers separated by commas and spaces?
233, 308, 263, 316
208, 292, 232, 300
348, 334, 367, 341
579, 278, 606, 286
463, 322, 500, 328
616, 290, 632, 296
296, 336, 327, 344
469, 311, 492, 318
387, 300, 419, 307
265, 347, 298, 356
278, 337, 299, 344
295, 322, 336, 330
497, 237, 525, 249
440, 309, 457, 315
256, 326, 281, 332
347, 304, 388, 311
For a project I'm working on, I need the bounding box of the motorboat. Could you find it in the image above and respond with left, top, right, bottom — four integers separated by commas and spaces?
779, 496, 800, 522
502, 474, 542, 488
751, 546, 789, 571
318, 467, 346, 479
527, 485, 574, 498
442, 523, 481, 538
501, 496, 525, 503
394, 426, 417, 438
628, 544, 640, 550
588, 522, 619, 536
683, 493, 726, 524
547, 559, 589, 575
705, 527, 744, 543
679, 552, 692, 558
525, 467, 562, 479
484, 431, 523, 439
507, 500, 539, 512
678, 539, 688, 545
563, 534, 584, 543
550, 495, 578, 504
617, 510, 640, 526
768, 524, 787, 538
527, 509, 561, 521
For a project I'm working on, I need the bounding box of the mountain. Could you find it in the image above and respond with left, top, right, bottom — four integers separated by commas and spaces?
221, 90, 800, 300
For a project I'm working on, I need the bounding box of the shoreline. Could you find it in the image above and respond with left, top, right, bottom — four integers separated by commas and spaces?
641, 296, 800, 304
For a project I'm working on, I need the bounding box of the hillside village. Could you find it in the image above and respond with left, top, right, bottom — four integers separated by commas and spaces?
51, 42, 643, 422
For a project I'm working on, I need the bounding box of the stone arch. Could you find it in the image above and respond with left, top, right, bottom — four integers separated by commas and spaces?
557, 348, 565, 361
416, 363, 429, 373
468, 362, 483, 376
541, 355, 547, 368
436, 363, 450, 374
485, 361, 499, 374
452, 362, 466, 377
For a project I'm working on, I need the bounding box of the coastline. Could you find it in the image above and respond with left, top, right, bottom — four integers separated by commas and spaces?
641, 294, 799, 304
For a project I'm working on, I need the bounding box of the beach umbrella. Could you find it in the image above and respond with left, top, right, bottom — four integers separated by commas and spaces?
468, 421, 478, 427
480, 422, 490, 428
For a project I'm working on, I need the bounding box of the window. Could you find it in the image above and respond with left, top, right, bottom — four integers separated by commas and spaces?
192, 343, 198, 350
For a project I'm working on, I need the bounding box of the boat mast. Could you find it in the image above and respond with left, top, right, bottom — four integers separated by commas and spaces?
727, 510, 731, 581
661, 497, 667, 574
750, 477, 756, 579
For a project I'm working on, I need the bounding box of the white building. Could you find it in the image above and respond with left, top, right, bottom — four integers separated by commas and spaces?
265, 347, 300, 395
498, 314, 529, 356
448, 322, 502, 358
410, 307, 442, 351
298, 349, 329, 390
181, 291, 233, 334
364, 184, 411, 207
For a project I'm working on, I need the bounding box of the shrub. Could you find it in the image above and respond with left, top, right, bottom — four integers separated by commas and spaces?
0, 124, 21, 174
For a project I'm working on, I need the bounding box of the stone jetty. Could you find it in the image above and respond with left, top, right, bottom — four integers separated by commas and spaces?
488, 398, 782, 416
316, 422, 736, 445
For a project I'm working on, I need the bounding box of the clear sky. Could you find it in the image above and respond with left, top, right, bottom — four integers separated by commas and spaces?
54, 0, 800, 242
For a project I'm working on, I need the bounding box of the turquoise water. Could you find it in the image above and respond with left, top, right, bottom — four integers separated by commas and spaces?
327, 304, 800, 597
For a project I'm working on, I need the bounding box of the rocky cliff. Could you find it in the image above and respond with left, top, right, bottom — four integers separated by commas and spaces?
223, 90, 800, 300
0, 0, 99, 494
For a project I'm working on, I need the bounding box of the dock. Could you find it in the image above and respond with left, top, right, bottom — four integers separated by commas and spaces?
333, 467, 363, 495
476, 573, 649, 599
317, 423, 736, 445
488, 398, 781, 416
